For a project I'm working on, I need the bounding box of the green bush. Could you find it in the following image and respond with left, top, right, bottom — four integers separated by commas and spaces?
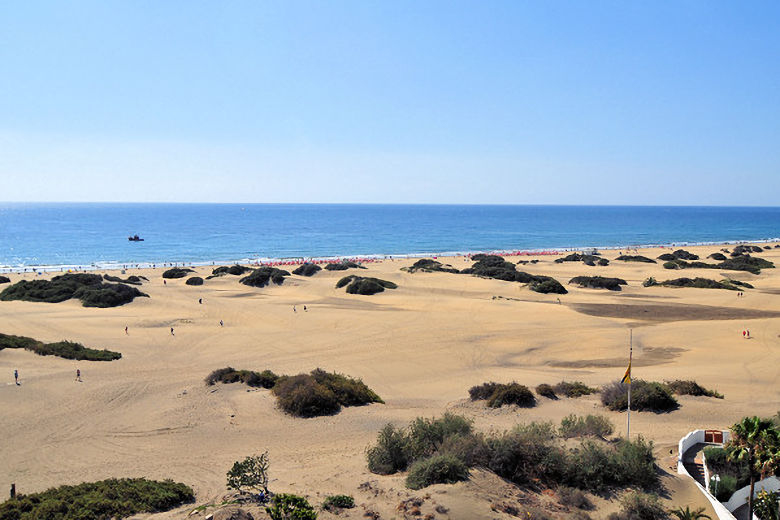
704, 447, 749, 490
310, 369, 384, 406
0, 276, 10, 284
607, 491, 668, 520
406, 414, 474, 460
266, 493, 317, 520
162, 268, 193, 279
559, 414, 614, 439
405, 259, 459, 274
226, 452, 269, 494
0, 478, 193, 520
553, 381, 598, 398
0, 333, 121, 361
536, 383, 557, 399
711, 474, 738, 502
461, 255, 567, 294
324, 261, 365, 271
708, 252, 727, 261
103, 274, 146, 285
484, 422, 566, 485
616, 255, 656, 263
336, 276, 398, 295
718, 255, 774, 274
664, 380, 723, 399
366, 424, 410, 474
569, 276, 627, 291
272, 374, 341, 417
185, 276, 204, 286
205, 367, 279, 389
657, 277, 738, 290
530, 277, 568, 294
469, 382, 536, 408
555, 253, 606, 265
240, 267, 290, 288
406, 454, 470, 489
292, 264, 321, 277
601, 380, 679, 413
468, 382, 502, 400
211, 265, 250, 276
322, 495, 355, 510
0, 274, 147, 307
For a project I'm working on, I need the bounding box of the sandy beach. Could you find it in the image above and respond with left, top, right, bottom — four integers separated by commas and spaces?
1, 243, 779, 519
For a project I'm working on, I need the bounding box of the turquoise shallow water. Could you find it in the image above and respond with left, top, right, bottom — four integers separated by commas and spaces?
0, 203, 778, 270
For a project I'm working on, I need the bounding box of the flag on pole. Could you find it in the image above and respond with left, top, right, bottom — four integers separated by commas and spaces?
621, 361, 631, 384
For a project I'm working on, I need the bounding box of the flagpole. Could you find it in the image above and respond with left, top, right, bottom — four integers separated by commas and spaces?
627, 329, 633, 438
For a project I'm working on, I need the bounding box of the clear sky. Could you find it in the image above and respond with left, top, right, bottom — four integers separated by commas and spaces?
1, 1, 778, 204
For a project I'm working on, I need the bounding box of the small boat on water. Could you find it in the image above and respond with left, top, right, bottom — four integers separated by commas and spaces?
128, 235, 144, 242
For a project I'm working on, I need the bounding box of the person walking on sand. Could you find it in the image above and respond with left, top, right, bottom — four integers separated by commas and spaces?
293, 305, 296, 313
303, 305, 307, 312
14, 369, 19, 386
746, 329, 750, 339
219, 319, 224, 327
198, 298, 202, 304
170, 327, 175, 336
75, 369, 81, 382
125, 326, 128, 335
743, 330, 746, 338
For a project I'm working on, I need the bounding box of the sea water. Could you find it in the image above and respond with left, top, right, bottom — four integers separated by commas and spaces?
0, 203, 778, 271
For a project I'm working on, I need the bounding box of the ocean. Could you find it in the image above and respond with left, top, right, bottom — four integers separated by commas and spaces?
1, 203, 779, 271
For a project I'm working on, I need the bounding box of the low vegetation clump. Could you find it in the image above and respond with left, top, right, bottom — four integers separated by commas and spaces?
273, 370, 383, 417
0, 333, 121, 361
0, 478, 194, 520
557, 486, 593, 510
553, 381, 598, 398
718, 255, 774, 274
460, 255, 568, 294
324, 261, 365, 271
367, 414, 659, 492
322, 494, 355, 511
403, 258, 460, 273
555, 253, 608, 266
536, 383, 557, 399
708, 252, 727, 261
607, 491, 667, 520
162, 267, 194, 279
206, 367, 382, 418
569, 276, 628, 291
103, 274, 146, 285
732, 244, 764, 256
0, 275, 10, 284
559, 414, 614, 439
266, 493, 317, 520
469, 382, 536, 408
185, 276, 204, 286
406, 454, 470, 489
644, 277, 745, 290
211, 264, 251, 276
664, 380, 723, 399
616, 255, 656, 263
292, 263, 322, 276
336, 275, 397, 295
601, 380, 679, 413
0, 273, 148, 307
658, 249, 699, 261
205, 367, 279, 388
239, 267, 290, 287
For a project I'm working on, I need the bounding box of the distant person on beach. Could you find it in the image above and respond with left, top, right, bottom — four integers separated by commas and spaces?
125, 326, 128, 335
14, 369, 19, 385
746, 330, 750, 339
219, 320, 224, 327
163, 280, 167, 285
293, 305, 296, 313
170, 327, 175, 336
75, 369, 81, 382
743, 330, 746, 338
303, 305, 307, 312
198, 298, 202, 304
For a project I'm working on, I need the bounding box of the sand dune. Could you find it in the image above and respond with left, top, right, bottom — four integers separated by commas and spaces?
1, 244, 779, 518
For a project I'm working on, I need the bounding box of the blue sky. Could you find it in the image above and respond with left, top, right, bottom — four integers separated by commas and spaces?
1, 1, 778, 204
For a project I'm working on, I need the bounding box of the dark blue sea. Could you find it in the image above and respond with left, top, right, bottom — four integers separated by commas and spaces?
0, 204, 779, 271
